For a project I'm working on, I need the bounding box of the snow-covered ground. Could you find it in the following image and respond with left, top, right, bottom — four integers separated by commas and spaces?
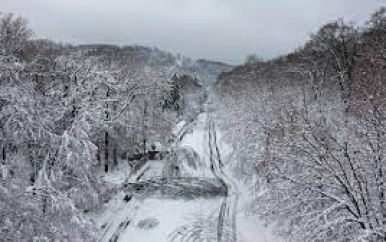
96, 102, 283, 242
179, 112, 215, 177
114, 198, 221, 242
236, 181, 282, 242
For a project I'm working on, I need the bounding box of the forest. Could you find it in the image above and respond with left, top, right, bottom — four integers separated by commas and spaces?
217, 7, 386, 242
1, 6, 386, 242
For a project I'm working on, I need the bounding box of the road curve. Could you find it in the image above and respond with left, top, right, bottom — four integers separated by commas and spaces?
207, 115, 239, 242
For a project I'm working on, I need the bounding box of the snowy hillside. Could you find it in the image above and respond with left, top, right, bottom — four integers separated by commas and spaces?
76, 44, 232, 85
1, 6, 386, 242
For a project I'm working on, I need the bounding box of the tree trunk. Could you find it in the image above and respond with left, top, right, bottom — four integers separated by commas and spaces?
2, 145, 5, 163
104, 131, 109, 173
96, 143, 101, 166
113, 147, 118, 167
142, 100, 148, 159
104, 86, 110, 172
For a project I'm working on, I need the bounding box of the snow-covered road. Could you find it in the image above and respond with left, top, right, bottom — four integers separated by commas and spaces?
96, 102, 282, 242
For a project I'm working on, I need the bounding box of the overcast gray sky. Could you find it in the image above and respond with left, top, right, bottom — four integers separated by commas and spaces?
2, 0, 385, 64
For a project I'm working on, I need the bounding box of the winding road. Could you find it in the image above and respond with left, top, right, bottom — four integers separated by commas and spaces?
207, 116, 239, 242
97, 100, 240, 242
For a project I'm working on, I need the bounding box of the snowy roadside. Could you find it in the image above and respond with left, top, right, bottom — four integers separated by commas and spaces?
94, 104, 283, 242
210, 104, 283, 242
94, 159, 224, 242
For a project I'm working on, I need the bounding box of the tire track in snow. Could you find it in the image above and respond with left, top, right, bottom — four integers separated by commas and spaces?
98, 108, 239, 242
207, 116, 239, 242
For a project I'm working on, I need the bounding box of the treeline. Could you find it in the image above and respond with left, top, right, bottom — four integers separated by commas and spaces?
217, 8, 386, 242
0, 13, 183, 241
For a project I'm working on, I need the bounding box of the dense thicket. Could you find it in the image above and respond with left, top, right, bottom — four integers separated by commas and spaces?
217, 8, 386, 242
0, 13, 189, 241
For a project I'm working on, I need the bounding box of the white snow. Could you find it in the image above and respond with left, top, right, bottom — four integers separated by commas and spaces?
100, 159, 166, 185
100, 161, 131, 185
237, 214, 281, 242
97, 106, 283, 242
236, 180, 283, 242
173, 119, 186, 136
129, 160, 165, 182
117, 198, 221, 242
179, 113, 213, 177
